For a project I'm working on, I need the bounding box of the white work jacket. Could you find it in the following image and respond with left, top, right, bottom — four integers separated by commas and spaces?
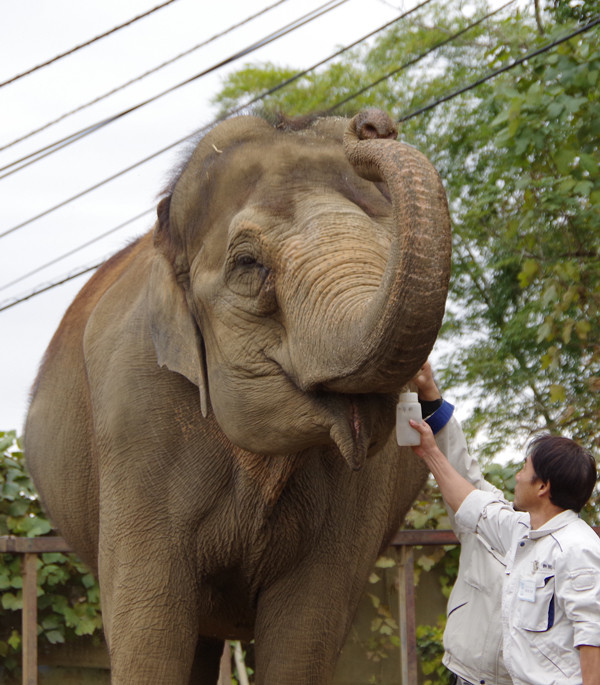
456, 489, 600, 685
434, 417, 512, 685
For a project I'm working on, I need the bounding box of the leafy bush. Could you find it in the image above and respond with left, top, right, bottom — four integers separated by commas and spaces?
2, 424, 594, 684
0, 430, 103, 674
416, 619, 452, 685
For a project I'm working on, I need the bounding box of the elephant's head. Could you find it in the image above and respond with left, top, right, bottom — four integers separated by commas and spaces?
150, 109, 451, 470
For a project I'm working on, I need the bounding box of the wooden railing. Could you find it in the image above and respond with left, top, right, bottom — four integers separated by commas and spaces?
0, 530, 459, 685
391, 529, 459, 684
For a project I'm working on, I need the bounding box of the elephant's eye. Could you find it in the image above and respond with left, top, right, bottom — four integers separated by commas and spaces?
226, 230, 277, 314
228, 251, 272, 301
235, 254, 258, 268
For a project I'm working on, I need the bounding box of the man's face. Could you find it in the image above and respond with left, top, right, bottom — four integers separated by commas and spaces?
514, 455, 541, 512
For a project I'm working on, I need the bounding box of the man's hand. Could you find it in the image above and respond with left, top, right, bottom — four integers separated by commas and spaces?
412, 361, 442, 402
409, 417, 439, 459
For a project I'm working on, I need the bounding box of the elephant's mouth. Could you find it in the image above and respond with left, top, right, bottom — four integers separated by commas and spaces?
323, 393, 396, 471
259, 349, 397, 469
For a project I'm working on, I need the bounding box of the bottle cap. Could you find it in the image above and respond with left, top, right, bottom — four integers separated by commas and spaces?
398, 391, 418, 402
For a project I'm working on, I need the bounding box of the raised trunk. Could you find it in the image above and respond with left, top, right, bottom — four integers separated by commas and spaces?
322, 109, 451, 394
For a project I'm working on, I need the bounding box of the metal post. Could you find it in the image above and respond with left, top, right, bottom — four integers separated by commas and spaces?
397, 545, 417, 684
21, 553, 39, 685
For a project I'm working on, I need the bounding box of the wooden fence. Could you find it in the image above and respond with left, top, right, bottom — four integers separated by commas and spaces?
0, 530, 457, 685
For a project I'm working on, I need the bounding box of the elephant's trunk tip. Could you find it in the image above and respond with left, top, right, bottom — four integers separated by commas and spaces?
344, 109, 399, 183
352, 109, 398, 141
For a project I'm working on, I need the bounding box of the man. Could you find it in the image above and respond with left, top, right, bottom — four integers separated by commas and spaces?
414, 363, 512, 685
409, 407, 600, 684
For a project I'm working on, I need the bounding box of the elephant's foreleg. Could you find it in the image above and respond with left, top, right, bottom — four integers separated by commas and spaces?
253, 560, 362, 685
105, 601, 201, 684
99, 547, 201, 684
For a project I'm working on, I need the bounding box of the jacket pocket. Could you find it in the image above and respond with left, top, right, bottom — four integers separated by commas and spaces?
516, 574, 555, 632
531, 634, 579, 679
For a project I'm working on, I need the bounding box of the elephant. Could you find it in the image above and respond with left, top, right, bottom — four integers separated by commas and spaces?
24, 108, 451, 684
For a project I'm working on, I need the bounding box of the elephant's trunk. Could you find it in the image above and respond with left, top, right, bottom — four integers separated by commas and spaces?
323, 109, 452, 393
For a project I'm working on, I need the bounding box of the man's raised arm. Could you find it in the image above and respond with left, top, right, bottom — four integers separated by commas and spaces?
410, 419, 476, 514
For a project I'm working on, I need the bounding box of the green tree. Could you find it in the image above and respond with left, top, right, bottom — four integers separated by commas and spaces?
0, 431, 103, 676
212, 0, 600, 470
436, 6, 600, 463
212, 9, 600, 678
549, 0, 600, 23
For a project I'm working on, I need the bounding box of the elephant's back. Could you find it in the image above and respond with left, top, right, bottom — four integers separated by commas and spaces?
24, 232, 154, 568
35, 233, 152, 388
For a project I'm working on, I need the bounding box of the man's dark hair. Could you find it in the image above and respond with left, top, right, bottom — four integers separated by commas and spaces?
527, 435, 597, 512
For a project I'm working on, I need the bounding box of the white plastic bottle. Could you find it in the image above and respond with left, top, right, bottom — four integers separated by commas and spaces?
395, 391, 422, 446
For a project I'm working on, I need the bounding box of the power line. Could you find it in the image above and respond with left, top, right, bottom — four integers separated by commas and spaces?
3, 11, 598, 309
0, 263, 104, 313
3, 4, 594, 245
0, 0, 292, 153
0, 0, 180, 89
0, 209, 154, 292
0, 0, 433, 297
232, 0, 435, 112
398, 14, 600, 122
328, 0, 518, 112
0, 0, 348, 179
0, 0, 429, 241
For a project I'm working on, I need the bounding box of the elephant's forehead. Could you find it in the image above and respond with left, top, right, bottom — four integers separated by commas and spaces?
214, 137, 367, 194
229, 191, 393, 248
183, 136, 392, 228
247, 164, 393, 234
184, 136, 394, 270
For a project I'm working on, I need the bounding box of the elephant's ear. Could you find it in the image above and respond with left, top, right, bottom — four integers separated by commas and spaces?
148, 200, 209, 417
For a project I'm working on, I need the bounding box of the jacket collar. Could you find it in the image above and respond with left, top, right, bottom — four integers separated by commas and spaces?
527, 509, 577, 539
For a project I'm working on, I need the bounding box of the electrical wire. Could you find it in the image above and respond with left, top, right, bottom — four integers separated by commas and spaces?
398, 14, 600, 122
0, 0, 180, 89
328, 0, 518, 112
3, 5, 592, 244
0, 0, 430, 241
230, 0, 435, 115
0, 0, 434, 296
2, 13, 598, 311
0, 0, 348, 178
0, 263, 105, 313
0, 0, 292, 153
0, 209, 154, 292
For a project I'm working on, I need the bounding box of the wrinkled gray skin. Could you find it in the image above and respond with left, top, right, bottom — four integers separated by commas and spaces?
25, 109, 451, 684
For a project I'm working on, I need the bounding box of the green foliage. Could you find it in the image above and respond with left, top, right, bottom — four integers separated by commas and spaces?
212, 1, 512, 123
212, 8, 600, 677
416, 619, 452, 685
0, 431, 102, 674
2, 11, 599, 680
438, 17, 600, 493
230, 640, 254, 685
364, 557, 401, 665
213, 63, 301, 115
211, 0, 600, 481
549, 0, 600, 24
405, 480, 457, 591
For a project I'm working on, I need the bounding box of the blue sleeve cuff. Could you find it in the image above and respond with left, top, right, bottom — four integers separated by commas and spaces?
425, 399, 454, 434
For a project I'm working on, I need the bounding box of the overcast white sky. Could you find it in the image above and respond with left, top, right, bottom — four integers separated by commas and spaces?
1, 0, 415, 430
0, 0, 518, 432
